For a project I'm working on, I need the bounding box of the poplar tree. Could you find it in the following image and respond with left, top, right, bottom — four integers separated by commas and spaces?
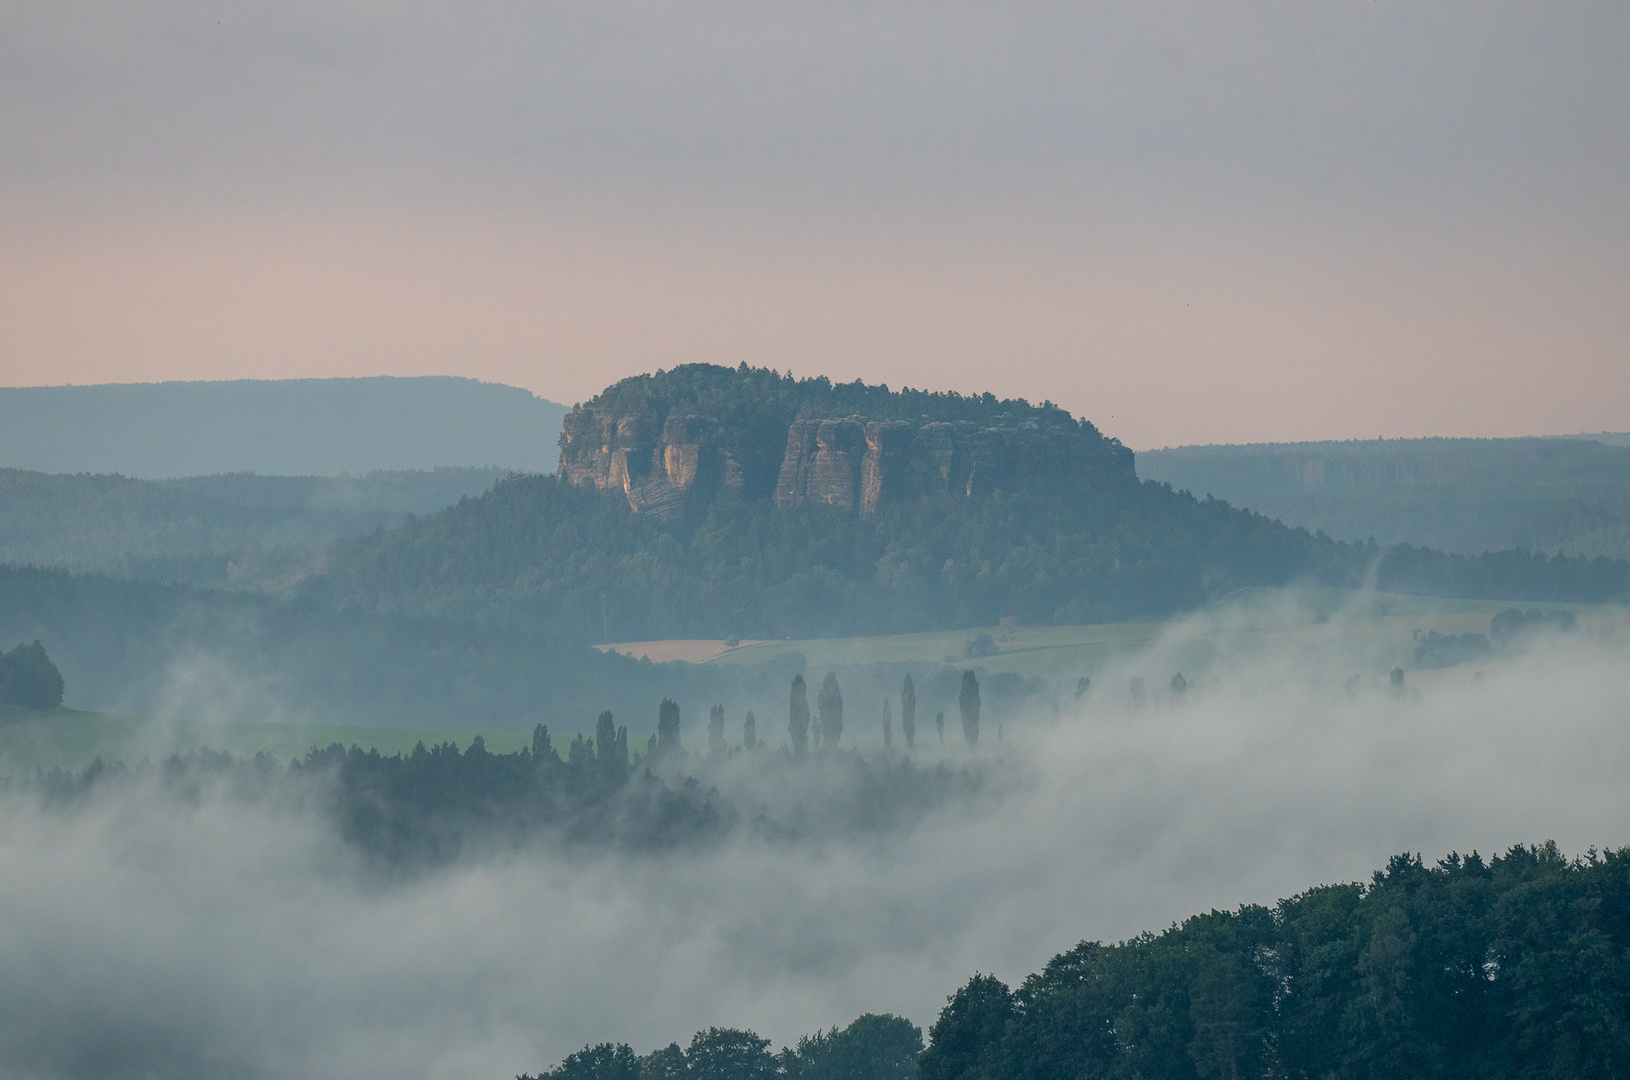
743, 711, 758, 751
596, 710, 628, 780
789, 675, 810, 756
959, 670, 980, 747
901, 673, 917, 749
657, 698, 682, 758
882, 698, 894, 750
818, 672, 844, 748
708, 704, 727, 759
531, 723, 555, 762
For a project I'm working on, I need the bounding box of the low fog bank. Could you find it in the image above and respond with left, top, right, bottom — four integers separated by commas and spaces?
2, 608, 1627, 1080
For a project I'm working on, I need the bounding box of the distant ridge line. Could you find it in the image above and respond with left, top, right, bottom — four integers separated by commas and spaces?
0, 376, 567, 479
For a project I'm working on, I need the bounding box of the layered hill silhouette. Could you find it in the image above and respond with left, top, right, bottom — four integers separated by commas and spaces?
0, 377, 566, 478
1139, 436, 1630, 560
0, 466, 507, 587
314, 365, 1630, 642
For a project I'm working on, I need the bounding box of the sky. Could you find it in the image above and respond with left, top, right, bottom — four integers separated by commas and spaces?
1, 2, 1627, 449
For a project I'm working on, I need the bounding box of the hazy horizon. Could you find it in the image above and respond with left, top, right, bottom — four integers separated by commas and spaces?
2, 3, 1626, 449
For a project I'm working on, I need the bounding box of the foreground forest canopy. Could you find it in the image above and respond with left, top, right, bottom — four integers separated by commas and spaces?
316, 365, 1630, 641
521, 844, 1630, 1080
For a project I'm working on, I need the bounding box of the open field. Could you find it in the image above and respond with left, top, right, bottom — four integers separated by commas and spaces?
595, 639, 767, 663
0, 711, 533, 777
708, 586, 1627, 682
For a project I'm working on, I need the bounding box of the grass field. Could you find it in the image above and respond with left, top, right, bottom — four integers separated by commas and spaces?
707, 586, 1624, 681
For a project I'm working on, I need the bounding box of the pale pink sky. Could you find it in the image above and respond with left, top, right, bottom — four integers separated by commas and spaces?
2, 3, 1626, 449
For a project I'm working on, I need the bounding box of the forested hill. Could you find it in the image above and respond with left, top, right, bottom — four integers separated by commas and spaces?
1138, 436, 1630, 560
0, 466, 506, 586
556, 365, 1131, 517
0, 377, 565, 477
312, 366, 1630, 641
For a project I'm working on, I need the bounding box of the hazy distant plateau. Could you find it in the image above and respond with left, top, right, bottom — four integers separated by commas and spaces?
0, 377, 566, 477
1139, 434, 1630, 560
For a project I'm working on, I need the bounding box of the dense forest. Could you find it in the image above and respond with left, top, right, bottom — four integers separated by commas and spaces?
1139, 436, 1630, 560
513, 844, 1630, 1080
520, 1014, 924, 1080
316, 472, 1367, 640
29, 716, 998, 866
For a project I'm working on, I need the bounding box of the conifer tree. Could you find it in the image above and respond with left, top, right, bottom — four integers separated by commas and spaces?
531, 722, 555, 762
959, 670, 980, 747
817, 672, 844, 748
901, 673, 917, 749
743, 710, 757, 751
596, 711, 629, 779
708, 704, 727, 759
657, 697, 682, 758
789, 675, 810, 756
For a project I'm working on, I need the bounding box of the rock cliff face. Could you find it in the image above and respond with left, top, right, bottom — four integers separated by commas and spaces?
557, 384, 1133, 518
558, 410, 744, 518
775, 415, 1132, 512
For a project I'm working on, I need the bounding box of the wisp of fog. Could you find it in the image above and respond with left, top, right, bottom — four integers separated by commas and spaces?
0, 594, 1625, 1080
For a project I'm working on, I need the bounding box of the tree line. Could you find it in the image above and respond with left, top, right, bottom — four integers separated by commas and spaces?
23, 678, 998, 866
520, 1013, 924, 1080
516, 843, 1630, 1080
918, 843, 1630, 1080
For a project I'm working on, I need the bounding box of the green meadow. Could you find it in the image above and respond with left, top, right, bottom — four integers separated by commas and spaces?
709, 586, 1619, 682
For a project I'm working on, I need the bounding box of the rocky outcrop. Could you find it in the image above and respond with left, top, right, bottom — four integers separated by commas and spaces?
558, 409, 742, 518
774, 418, 868, 510
560, 393, 1133, 517
776, 414, 1133, 512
